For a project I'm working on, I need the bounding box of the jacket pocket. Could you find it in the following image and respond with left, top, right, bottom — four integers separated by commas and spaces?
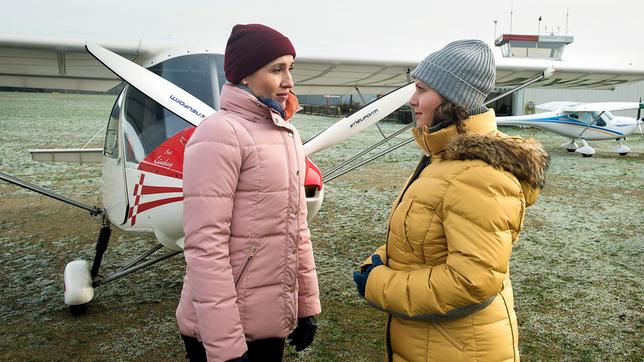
432, 321, 464, 351
234, 243, 258, 286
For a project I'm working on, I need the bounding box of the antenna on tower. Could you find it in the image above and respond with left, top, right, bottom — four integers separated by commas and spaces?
509, 0, 514, 34
565, 8, 569, 35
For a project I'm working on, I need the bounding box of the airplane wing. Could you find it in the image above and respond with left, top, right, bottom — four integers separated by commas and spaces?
552, 102, 644, 113
535, 101, 581, 111
3, 34, 644, 94
494, 58, 644, 91
535, 101, 644, 112
292, 56, 644, 95
0, 34, 152, 92
292, 57, 412, 95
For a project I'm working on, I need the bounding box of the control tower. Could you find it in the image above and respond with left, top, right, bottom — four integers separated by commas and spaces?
494, 34, 574, 60
491, 33, 575, 116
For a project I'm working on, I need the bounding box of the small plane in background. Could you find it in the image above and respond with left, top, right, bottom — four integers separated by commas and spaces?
1, 34, 644, 313
496, 101, 644, 157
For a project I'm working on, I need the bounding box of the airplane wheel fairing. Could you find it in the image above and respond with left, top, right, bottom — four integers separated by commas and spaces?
64, 260, 94, 309
615, 143, 631, 156
560, 140, 578, 152
575, 143, 595, 157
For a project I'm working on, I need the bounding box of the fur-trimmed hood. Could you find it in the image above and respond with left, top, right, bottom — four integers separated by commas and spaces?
444, 133, 549, 189
412, 110, 549, 189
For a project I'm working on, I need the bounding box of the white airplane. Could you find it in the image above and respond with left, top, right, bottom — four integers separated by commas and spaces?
496, 101, 644, 157
1, 34, 644, 313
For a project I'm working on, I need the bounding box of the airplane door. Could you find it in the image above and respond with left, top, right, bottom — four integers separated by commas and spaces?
102, 90, 130, 225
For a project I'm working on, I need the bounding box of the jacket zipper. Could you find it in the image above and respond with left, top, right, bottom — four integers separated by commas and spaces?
384, 155, 430, 361
234, 244, 258, 286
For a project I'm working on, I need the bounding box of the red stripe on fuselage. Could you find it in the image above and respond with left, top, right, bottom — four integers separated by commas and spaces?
140, 185, 183, 195
129, 174, 146, 226
135, 196, 184, 214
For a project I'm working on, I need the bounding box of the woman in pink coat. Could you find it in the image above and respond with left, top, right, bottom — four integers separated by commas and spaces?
176, 24, 321, 362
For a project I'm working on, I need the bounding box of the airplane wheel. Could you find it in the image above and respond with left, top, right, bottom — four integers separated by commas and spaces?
566, 149, 576, 153
619, 152, 628, 156
69, 303, 88, 316
582, 154, 593, 158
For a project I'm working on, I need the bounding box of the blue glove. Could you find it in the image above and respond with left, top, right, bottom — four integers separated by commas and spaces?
353, 254, 383, 298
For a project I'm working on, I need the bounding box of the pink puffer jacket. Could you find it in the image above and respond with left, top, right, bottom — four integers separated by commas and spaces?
176, 84, 321, 361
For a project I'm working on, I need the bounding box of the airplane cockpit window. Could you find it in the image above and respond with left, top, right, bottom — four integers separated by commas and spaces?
121, 54, 225, 164
569, 113, 579, 119
104, 91, 122, 158
592, 111, 607, 127
149, 53, 225, 108
581, 112, 593, 124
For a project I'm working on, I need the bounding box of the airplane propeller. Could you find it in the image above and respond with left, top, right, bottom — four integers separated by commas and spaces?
86, 43, 413, 156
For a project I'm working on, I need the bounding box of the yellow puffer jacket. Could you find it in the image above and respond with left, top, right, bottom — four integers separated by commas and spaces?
364, 110, 549, 362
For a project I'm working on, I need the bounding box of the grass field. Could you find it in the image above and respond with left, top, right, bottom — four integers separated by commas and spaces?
0, 91, 642, 361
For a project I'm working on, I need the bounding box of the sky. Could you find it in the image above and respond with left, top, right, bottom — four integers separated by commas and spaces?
1, 0, 643, 67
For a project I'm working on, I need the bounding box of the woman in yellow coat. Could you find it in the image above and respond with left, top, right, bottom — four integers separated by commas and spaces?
353, 40, 549, 361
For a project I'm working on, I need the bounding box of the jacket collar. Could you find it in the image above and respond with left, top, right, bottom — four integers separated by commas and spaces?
411, 109, 497, 158
410, 109, 550, 205
219, 83, 297, 131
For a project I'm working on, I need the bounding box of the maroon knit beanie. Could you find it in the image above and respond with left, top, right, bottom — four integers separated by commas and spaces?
224, 24, 296, 84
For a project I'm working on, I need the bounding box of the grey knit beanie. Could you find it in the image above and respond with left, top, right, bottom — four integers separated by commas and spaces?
411, 39, 495, 115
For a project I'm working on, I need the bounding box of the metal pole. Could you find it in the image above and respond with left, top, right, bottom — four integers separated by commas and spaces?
355, 86, 387, 139
326, 137, 415, 182
94, 249, 182, 286
81, 125, 107, 149
324, 123, 413, 178
0, 171, 102, 215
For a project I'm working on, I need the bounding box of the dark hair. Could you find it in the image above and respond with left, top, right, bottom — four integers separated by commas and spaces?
431, 100, 469, 133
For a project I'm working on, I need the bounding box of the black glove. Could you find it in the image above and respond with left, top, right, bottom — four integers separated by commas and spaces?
287, 316, 317, 351
353, 254, 383, 298
226, 352, 248, 362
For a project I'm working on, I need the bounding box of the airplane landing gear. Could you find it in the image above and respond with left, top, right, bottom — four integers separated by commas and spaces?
63, 214, 182, 315
560, 139, 578, 153
614, 138, 631, 156
64, 215, 110, 314
575, 139, 595, 157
